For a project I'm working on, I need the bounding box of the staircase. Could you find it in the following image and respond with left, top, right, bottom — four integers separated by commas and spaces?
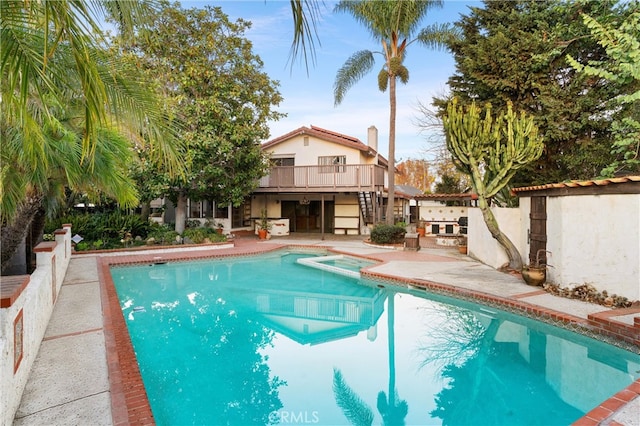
358, 192, 374, 224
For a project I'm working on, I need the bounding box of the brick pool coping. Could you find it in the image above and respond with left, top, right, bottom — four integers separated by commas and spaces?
96, 243, 639, 426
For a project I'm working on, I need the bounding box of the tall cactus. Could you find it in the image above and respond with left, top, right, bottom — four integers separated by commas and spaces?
443, 98, 544, 270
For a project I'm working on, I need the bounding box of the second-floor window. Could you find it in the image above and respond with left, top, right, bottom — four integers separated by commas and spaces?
318, 155, 346, 173
273, 157, 294, 167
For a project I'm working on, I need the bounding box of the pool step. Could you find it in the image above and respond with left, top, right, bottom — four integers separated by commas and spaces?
296, 255, 361, 279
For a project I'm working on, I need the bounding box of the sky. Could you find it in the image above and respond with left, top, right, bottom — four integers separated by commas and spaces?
189, 0, 481, 162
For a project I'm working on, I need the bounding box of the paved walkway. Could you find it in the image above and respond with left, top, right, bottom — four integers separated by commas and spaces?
13, 235, 640, 425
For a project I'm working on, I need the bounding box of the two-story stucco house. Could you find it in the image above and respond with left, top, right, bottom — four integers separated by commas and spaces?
163, 125, 406, 236
250, 125, 398, 236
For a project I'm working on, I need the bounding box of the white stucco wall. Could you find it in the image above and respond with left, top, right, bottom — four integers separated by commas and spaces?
1, 226, 72, 426
545, 194, 640, 301
418, 203, 468, 224
468, 207, 522, 269
417, 203, 468, 235
466, 192, 640, 301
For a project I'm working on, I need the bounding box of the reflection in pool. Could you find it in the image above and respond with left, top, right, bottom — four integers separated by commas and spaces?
111, 250, 640, 425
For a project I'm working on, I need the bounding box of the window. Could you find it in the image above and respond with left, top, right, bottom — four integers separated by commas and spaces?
189, 200, 202, 218
318, 155, 346, 173
271, 157, 295, 186
216, 203, 228, 218
273, 157, 294, 167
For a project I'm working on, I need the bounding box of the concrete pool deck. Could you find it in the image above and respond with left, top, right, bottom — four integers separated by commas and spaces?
13, 234, 640, 425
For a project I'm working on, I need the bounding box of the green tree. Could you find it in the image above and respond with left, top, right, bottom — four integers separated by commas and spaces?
431, 147, 470, 195
435, 0, 633, 185
434, 173, 462, 194
1, 107, 139, 271
568, 9, 640, 176
333, 0, 456, 224
1, 0, 183, 270
128, 146, 171, 222
442, 99, 544, 271
118, 3, 284, 234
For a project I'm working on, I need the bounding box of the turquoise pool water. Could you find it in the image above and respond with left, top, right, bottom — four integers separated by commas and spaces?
111, 250, 640, 426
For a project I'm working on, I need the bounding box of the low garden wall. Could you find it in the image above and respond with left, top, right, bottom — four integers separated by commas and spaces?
0, 225, 72, 425
467, 208, 523, 269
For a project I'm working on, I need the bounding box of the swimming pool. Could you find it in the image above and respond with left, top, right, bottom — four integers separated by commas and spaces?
111, 250, 640, 425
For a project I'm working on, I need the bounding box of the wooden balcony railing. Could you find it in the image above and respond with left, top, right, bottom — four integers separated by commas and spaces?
257, 164, 385, 192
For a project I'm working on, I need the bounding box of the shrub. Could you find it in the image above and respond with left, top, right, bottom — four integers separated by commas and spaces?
147, 224, 180, 245
370, 223, 406, 244
45, 211, 151, 242
75, 241, 90, 251
183, 227, 213, 244
186, 219, 202, 229
183, 227, 226, 244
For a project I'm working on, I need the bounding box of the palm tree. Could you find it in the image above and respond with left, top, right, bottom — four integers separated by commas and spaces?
376, 292, 408, 425
1, 89, 140, 271
333, 291, 408, 426
1, 0, 182, 271
333, 0, 456, 224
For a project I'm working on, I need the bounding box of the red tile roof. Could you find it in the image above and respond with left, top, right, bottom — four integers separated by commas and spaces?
414, 193, 478, 201
512, 175, 640, 193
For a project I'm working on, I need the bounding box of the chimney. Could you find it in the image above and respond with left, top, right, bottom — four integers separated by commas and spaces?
367, 125, 378, 152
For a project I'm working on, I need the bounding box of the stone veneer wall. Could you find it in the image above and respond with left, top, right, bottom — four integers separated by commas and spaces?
0, 225, 72, 425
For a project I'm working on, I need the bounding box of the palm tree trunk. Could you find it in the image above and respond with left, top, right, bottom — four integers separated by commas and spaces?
385, 76, 397, 225
477, 195, 523, 270
387, 292, 396, 406
28, 207, 47, 272
1, 195, 44, 273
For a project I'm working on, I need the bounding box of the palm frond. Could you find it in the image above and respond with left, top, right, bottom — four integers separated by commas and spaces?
94, 50, 185, 177
391, 0, 443, 36
333, 368, 374, 426
334, 50, 375, 105
416, 23, 461, 50
288, 0, 323, 73
0, 131, 28, 223
97, 0, 159, 38
335, 0, 443, 39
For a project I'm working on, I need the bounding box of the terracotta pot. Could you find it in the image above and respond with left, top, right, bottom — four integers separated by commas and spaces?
258, 229, 268, 240
522, 266, 546, 286
458, 245, 467, 254
417, 227, 426, 237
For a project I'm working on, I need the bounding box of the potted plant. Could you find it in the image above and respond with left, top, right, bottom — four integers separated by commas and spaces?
416, 220, 427, 237
257, 209, 272, 239
215, 221, 224, 234
457, 234, 467, 254
522, 249, 551, 286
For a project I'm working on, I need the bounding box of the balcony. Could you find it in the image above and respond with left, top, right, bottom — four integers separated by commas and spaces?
257, 164, 386, 193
